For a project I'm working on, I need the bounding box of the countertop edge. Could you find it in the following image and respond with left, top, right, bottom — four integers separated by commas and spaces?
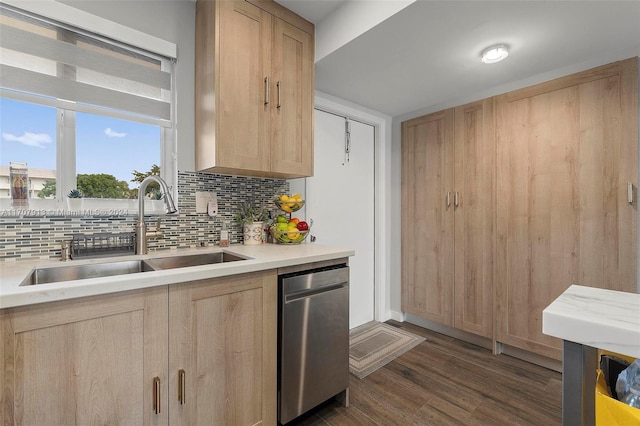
0, 244, 355, 309
542, 285, 640, 359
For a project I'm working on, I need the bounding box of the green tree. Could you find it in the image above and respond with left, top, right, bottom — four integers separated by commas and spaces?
38, 179, 56, 199
131, 164, 161, 198
77, 174, 133, 199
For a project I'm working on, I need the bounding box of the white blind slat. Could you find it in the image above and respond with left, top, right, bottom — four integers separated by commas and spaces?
0, 5, 173, 124
1, 24, 171, 91
0, 89, 171, 128
0, 0, 177, 59
1, 64, 171, 121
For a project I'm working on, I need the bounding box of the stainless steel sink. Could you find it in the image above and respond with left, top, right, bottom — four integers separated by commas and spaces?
144, 252, 246, 270
20, 252, 248, 286
21, 260, 156, 286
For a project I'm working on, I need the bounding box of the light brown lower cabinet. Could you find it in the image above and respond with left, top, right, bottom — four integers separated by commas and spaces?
0, 270, 277, 426
1, 286, 169, 425
169, 271, 277, 425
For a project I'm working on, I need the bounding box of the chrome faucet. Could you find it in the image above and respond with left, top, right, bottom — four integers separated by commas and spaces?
135, 176, 178, 254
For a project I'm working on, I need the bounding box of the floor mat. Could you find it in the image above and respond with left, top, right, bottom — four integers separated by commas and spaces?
349, 321, 425, 379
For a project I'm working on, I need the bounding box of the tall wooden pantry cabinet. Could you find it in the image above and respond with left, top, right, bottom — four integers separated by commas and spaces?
402, 98, 495, 339
402, 57, 638, 361
495, 58, 638, 359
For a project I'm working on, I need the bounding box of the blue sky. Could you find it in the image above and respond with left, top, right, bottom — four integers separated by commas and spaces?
0, 98, 160, 188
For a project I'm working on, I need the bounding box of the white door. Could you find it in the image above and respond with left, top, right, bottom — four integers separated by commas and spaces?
290, 109, 375, 329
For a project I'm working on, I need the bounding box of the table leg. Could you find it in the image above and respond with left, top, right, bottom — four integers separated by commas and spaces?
563, 340, 597, 426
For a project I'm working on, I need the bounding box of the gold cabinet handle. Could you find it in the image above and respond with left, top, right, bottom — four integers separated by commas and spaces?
264, 77, 270, 105
153, 377, 161, 414
454, 191, 459, 207
277, 81, 281, 108
178, 369, 186, 405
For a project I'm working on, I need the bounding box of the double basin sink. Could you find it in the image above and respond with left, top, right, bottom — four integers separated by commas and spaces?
21, 252, 247, 286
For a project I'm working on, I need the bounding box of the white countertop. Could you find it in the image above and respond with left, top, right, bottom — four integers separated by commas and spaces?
542, 285, 640, 359
0, 243, 354, 309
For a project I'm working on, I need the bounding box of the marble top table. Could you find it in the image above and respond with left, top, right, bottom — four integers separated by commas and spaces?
543, 285, 640, 426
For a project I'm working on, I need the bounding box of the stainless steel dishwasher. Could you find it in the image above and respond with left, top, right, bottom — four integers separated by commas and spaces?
278, 264, 350, 424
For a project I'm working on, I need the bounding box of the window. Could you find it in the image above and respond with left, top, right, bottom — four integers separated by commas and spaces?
0, 4, 176, 212
76, 113, 161, 199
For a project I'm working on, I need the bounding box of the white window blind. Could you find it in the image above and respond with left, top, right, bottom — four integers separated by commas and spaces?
0, 5, 173, 127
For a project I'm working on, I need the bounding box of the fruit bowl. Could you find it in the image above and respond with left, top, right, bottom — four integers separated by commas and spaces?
274, 198, 304, 213
270, 225, 310, 244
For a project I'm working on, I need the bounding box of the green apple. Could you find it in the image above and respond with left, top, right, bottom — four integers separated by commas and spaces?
276, 215, 288, 224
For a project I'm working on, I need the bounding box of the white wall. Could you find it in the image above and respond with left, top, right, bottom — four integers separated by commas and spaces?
60, 0, 196, 173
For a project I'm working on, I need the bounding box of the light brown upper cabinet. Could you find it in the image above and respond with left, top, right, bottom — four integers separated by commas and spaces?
495, 58, 638, 360
195, 0, 314, 178
402, 98, 495, 339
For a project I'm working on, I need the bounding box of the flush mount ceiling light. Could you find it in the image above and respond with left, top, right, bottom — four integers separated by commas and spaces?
481, 44, 509, 64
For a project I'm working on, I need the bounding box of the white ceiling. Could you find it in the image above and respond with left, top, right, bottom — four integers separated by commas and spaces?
276, 0, 343, 24
276, 0, 640, 118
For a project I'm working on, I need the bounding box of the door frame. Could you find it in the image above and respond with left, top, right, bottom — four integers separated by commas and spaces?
314, 90, 393, 323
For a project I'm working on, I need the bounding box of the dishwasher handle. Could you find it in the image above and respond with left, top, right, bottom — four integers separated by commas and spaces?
281, 266, 349, 294
285, 282, 348, 303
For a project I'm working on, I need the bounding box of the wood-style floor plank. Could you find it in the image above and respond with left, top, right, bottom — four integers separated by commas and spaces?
287, 321, 562, 426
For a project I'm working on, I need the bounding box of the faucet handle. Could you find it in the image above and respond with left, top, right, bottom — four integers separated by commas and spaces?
150, 217, 161, 231
146, 217, 163, 239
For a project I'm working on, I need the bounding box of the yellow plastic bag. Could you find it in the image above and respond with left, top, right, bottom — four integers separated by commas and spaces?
596, 353, 640, 426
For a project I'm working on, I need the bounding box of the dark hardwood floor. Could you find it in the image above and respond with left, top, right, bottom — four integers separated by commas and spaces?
288, 320, 562, 425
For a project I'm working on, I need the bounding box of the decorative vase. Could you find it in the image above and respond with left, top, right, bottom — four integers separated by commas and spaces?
243, 221, 263, 245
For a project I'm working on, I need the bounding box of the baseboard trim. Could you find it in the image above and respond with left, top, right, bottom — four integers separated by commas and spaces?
500, 344, 562, 372
404, 313, 493, 350
389, 310, 404, 322
403, 313, 563, 372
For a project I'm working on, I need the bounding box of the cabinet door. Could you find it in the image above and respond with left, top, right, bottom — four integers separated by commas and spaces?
401, 109, 455, 326
496, 58, 638, 359
196, 0, 271, 173
453, 99, 495, 338
270, 17, 314, 177
169, 271, 277, 426
1, 287, 169, 426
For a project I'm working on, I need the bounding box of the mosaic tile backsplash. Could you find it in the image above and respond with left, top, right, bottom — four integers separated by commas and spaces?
0, 171, 289, 261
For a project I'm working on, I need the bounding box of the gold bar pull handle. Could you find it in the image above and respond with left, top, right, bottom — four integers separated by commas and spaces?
178, 369, 186, 405
454, 191, 459, 208
264, 77, 270, 105
277, 81, 281, 108
153, 377, 161, 414
446, 192, 451, 208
